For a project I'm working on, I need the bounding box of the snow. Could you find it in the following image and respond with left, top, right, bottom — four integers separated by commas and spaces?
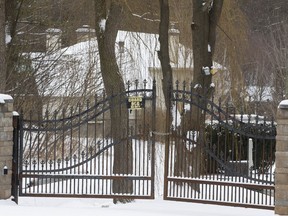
0, 197, 274, 216
132, 13, 159, 22
76, 25, 95, 33
99, 19, 106, 32
5, 25, 12, 44
279, 99, 288, 109
6, 33, 11, 44
29, 38, 101, 98
13, 111, 20, 116
168, 24, 180, 35
46, 28, 62, 33
6, 105, 276, 216
29, 29, 195, 98
172, 104, 181, 127
208, 44, 211, 52
3, 139, 275, 215
0, 94, 13, 104
202, 66, 211, 75
246, 86, 273, 102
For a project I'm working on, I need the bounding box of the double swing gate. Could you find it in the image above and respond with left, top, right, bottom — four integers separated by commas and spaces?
12, 80, 276, 209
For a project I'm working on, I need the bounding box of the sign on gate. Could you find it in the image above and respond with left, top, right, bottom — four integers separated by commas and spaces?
127, 96, 145, 110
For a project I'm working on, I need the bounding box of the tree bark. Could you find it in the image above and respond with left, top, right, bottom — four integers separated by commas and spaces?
94, 0, 133, 204
158, 0, 173, 169
190, 0, 223, 172
0, 0, 6, 92
158, 0, 173, 111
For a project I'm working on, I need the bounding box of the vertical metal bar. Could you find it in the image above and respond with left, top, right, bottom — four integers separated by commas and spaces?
27, 111, 33, 195
77, 104, 81, 195
188, 84, 194, 200
43, 111, 48, 194
174, 82, 180, 199
53, 111, 57, 195
61, 109, 65, 194
73, 154, 77, 195
270, 136, 274, 206
105, 137, 109, 195
93, 98, 97, 195
196, 91, 201, 200
151, 80, 156, 199
69, 107, 73, 195
254, 137, 258, 205
182, 82, 187, 182
86, 100, 89, 195
248, 138, 253, 176
12, 114, 20, 203
142, 106, 146, 196
181, 94, 186, 200
93, 98, 97, 164
19, 114, 25, 196
208, 95, 214, 202
202, 95, 208, 202
163, 80, 171, 200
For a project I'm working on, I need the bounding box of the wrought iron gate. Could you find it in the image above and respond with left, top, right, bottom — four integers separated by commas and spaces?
16, 80, 156, 199
163, 82, 276, 210
12, 80, 276, 209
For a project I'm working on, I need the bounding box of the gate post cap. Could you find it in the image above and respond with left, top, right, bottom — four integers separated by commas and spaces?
279, 100, 288, 109
0, 94, 13, 104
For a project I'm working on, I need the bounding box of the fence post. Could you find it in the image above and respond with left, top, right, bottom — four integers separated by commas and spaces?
248, 138, 253, 176
0, 94, 14, 199
276, 100, 288, 215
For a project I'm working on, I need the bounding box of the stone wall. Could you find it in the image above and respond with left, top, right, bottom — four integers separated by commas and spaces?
276, 100, 288, 215
0, 95, 13, 199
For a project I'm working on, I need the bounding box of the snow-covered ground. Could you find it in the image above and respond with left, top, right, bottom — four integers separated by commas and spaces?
0, 197, 274, 216
14, 139, 276, 215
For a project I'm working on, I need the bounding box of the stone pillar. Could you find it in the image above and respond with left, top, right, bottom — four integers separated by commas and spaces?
0, 94, 13, 199
276, 100, 288, 215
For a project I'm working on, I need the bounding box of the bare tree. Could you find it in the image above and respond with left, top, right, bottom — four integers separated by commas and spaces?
3, 0, 104, 120
158, 0, 173, 135
192, 0, 223, 99
263, 21, 288, 115
94, 0, 133, 204
172, 0, 224, 179
213, 0, 249, 108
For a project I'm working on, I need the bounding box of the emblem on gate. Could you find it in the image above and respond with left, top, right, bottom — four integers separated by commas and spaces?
127, 96, 145, 110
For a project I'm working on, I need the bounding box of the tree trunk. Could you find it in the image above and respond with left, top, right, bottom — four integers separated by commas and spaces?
158, 0, 173, 112
94, 0, 133, 204
0, 0, 6, 92
158, 0, 174, 179
175, 0, 223, 180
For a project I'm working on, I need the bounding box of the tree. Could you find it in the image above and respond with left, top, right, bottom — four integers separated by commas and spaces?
158, 0, 173, 135
94, 0, 133, 204
5, 0, 43, 115
172, 0, 224, 179
4, 0, 102, 117
192, 0, 223, 100
214, 0, 248, 108
0, 0, 5, 92
262, 20, 288, 116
